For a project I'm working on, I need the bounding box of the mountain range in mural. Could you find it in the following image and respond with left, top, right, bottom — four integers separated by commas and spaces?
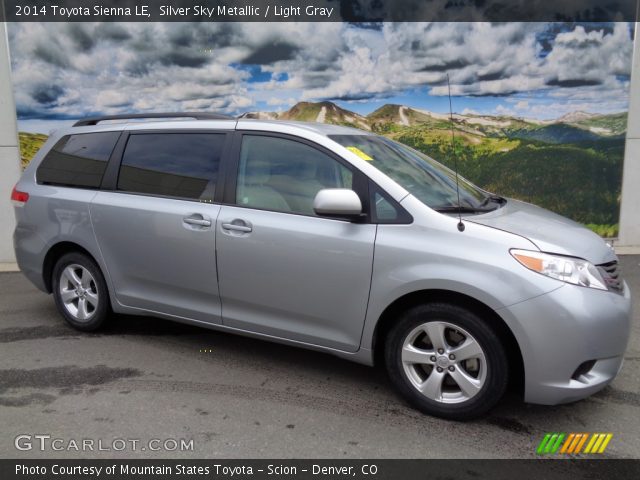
242, 101, 626, 141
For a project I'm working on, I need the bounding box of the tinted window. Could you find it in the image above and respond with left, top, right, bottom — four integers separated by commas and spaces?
118, 133, 225, 201
37, 132, 120, 188
369, 183, 412, 224
237, 135, 353, 215
374, 192, 400, 221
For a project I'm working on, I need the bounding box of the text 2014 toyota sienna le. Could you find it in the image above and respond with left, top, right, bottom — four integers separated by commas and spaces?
12, 113, 631, 420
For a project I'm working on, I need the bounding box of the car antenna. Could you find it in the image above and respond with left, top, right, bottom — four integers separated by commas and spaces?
447, 73, 465, 232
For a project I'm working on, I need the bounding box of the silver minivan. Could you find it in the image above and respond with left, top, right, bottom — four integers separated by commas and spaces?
12, 113, 631, 420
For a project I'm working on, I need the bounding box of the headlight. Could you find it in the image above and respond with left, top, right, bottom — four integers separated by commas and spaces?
510, 249, 607, 290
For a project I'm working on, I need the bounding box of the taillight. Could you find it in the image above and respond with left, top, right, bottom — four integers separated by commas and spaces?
11, 185, 29, 206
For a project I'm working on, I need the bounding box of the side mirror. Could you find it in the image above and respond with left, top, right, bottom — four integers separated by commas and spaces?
313, 189, 363, 220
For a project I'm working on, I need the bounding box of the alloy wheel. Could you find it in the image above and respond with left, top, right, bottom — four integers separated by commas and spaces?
59, 264, 99, 322
401, 321, 487, 404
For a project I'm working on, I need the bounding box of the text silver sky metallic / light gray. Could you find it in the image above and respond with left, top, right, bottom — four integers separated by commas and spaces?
11, 114, 632, 420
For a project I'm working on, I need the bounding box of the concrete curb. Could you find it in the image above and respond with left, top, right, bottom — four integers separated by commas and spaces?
615, 247, 640, 255
0, 262, 19, 272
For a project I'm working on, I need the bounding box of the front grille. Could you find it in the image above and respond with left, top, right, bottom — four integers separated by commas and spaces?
597, 261, 623, 293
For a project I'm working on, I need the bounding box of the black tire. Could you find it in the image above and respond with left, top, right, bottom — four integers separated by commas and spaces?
52, 252, 110, 332
385, 303, 508, 420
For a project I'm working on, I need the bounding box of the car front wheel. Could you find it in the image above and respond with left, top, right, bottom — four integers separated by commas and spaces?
385, 303, 508, 420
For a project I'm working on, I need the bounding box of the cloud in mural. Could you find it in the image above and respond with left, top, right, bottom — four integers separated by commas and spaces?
7, 21, 634, 121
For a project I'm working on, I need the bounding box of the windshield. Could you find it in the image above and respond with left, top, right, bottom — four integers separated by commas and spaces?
330, 134, 499, 212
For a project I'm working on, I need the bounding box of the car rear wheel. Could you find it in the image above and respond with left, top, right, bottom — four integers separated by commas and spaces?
385, 303, 508, 420
52, 252, 110, 331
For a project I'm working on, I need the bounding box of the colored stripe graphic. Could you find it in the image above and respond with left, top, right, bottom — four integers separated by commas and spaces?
536, 433, 565, 454
538, 433, 613, 455
598, 433, 613, 453
549, 433, 565, 453
573, 433, 589, 453
584, 433, 614, 454
560, 433, 575, 454
537, 434, 552, 454
584, 434, 599, 453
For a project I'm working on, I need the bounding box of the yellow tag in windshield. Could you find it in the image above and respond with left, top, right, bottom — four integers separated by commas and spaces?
346, 146, 373, 161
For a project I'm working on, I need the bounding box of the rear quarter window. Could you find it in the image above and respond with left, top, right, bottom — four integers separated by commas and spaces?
36, 132, 120, 188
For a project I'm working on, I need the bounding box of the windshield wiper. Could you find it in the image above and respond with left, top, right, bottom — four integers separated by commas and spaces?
478, 195, 505, 208
434, 205, 494, 214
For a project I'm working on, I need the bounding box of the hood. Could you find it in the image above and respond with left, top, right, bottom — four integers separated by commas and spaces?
468, 199, 616, 265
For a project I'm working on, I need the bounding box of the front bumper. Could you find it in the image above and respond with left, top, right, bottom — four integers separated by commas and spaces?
498, 281, 632, 405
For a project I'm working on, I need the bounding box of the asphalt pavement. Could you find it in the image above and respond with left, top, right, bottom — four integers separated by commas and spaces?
0, 256, 638, 459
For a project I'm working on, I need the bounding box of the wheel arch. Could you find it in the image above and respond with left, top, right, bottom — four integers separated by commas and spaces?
372, 289, 525, 394
42, 241, 100, 293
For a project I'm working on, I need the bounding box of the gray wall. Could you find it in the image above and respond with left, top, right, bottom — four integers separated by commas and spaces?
618, 22, 640, 248
0, 22, 21, 263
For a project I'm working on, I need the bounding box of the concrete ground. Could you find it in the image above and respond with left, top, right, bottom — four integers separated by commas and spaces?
0, 257, 638, 459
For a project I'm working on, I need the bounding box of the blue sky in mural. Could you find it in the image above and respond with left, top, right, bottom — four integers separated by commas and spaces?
7, 22, 634, 133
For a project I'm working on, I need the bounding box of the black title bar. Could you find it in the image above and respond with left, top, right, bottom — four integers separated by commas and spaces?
2, 459, 640, 480
1, 0, 638, 22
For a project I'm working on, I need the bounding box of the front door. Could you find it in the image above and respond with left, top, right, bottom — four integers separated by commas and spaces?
216, 134, 376, 351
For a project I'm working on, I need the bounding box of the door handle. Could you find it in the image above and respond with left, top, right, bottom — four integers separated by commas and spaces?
183, 215, 212, 227
221, 222, 252, 233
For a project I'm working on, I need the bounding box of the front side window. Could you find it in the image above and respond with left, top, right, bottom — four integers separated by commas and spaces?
118, 133, 225, 201
236, 135, 353, 216
37, 132, 120, 188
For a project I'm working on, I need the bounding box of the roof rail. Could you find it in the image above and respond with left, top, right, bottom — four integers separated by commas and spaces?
73, 112, 233, 127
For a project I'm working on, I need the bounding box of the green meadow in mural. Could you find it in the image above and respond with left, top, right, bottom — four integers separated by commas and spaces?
10, 22, 634, 237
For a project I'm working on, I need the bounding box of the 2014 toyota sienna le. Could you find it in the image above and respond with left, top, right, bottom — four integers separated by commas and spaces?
12, 113, 632, 420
